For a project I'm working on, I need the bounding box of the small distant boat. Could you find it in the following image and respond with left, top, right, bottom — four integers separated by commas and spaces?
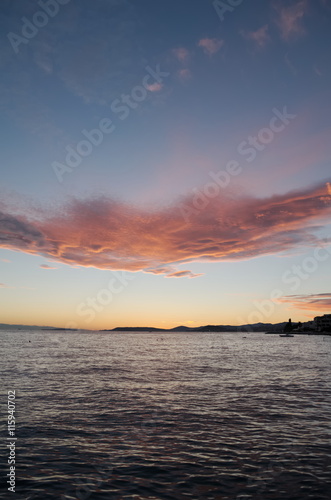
279, 333, 294, 337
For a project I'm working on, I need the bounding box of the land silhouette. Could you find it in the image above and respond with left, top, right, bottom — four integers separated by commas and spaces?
1, 319, 330, 333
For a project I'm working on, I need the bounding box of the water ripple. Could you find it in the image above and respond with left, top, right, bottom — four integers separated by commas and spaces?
0, 331, 330, 499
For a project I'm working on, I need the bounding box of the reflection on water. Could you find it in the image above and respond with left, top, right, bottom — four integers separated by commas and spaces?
1, 331, 331, 499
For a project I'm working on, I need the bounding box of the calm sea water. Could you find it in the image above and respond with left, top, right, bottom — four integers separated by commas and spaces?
1, 330, 331, 499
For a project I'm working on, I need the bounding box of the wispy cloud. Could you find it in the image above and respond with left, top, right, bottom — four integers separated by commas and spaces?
198, 38, 224, 56
279, 293, 331, 312
275, 0, 308, 41
172, 47, 192, 82
40, 264, 57, 270
0, 182, 330, 276
166, 270, 203, 279
145, 82, 163, 92
177, 68, 192, 81
144, 266, 176, 275
0, 282, 34, 290
1, 0, 146, 127
173, 47, 190, 63
240, 25, 270, 49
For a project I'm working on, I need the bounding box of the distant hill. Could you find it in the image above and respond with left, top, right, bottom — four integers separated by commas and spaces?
169, 325, 194, 331
105, 322, 287, 333
0, 321, 288, 333
0, 323, 47, 330
0, 323, 76, 331
109, 326, 162, 332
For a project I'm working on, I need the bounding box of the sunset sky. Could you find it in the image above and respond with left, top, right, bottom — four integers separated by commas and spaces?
1, 0, 331, 329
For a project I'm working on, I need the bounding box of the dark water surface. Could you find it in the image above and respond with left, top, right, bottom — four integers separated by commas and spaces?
1, 330, 331, 499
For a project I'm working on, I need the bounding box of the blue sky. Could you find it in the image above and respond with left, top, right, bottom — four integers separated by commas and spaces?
1, 0, 331, 328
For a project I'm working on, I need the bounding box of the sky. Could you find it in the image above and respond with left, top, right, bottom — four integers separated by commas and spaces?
0, 0, 331, 330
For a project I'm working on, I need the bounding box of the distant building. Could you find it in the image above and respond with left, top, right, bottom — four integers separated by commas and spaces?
314, 314, 331, 332
300, 320, 315, 331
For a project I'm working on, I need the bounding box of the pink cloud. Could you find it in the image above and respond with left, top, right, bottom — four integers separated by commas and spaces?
166, 270, 203, 279
198, 38, 224, 56
275, 0, 308, 41
40, 264, 57, 269
173, 47, 190, 63
178, 68, 192, 81
279, 294, 331, 313
145, 82, 163, 92
144, 266, 176, 275
241, 25, 270, 49
0, 182, 330, 276
0, 282, 18, 289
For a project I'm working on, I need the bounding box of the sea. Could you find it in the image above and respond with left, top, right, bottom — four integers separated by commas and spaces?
0, 330, 330, 499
